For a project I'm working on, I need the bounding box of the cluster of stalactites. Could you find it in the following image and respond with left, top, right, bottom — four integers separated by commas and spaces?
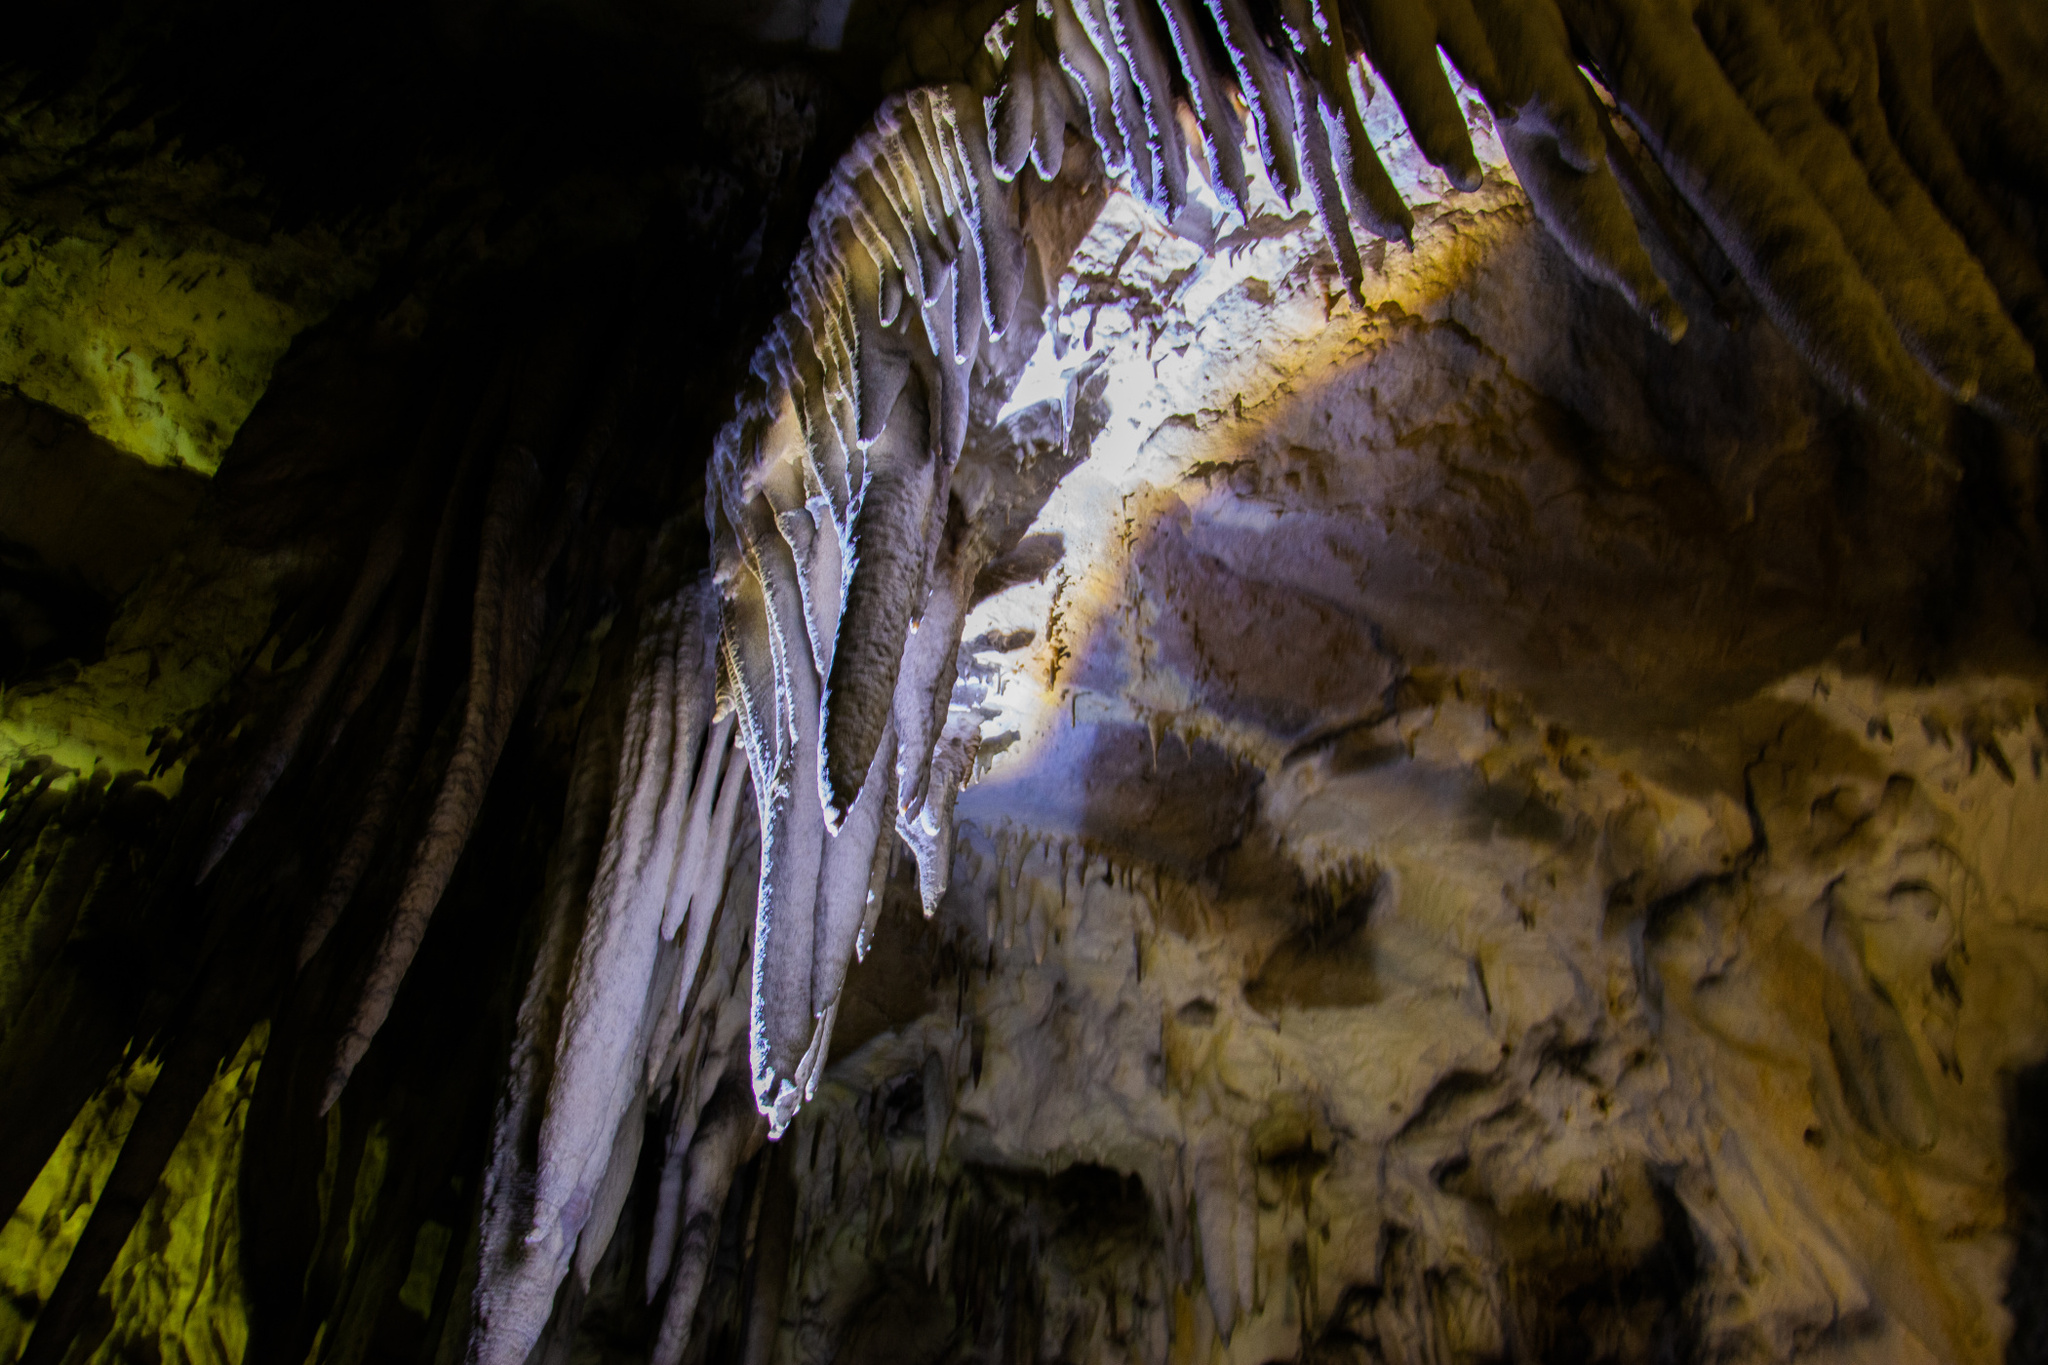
469, 561, 766, 1365
707, 0, 2048, 1142
961, 0, 2048, 439
706, 0, 1620, 1147
710, 83, 1022, 1135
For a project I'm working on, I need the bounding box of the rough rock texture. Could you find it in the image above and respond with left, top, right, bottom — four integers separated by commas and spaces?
756, 154, 2048, 1364
0, 54, 385, 474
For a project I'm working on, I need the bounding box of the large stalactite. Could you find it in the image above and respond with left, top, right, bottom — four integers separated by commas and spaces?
3, 0, 2048, 1360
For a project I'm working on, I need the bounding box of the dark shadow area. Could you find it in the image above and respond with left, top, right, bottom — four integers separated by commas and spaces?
0, 390, 206, 601
1245, 862, 1383, 1013
0, 540, 111, 683
1074, 720, 1262, 872
0, 389, 207, 683
2008, 1059, 2048, 1364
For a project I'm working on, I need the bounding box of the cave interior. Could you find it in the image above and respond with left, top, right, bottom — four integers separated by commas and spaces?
4, 0, 2048, 1362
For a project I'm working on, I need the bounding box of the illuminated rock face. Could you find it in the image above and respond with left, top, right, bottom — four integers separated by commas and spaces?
763, 181, 2048, 1364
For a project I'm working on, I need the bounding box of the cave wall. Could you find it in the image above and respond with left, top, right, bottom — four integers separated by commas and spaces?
725, 153, 2048, 1364
2, 2, 2047, 1363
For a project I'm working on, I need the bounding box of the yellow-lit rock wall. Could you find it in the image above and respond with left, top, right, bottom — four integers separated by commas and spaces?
0, 1027, 265, 1365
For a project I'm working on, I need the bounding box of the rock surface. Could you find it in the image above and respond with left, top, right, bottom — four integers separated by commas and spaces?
0, 18, 2039, 1358
764, 144, 2048, 1364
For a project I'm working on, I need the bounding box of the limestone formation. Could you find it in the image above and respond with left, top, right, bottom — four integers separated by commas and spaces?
1, 1, 2046, 1362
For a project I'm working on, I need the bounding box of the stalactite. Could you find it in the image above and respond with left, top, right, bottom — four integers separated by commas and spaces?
197, 482, 413, 882
675, 741, 753, 1012
325, 441, 549, 1110
1498, 112, 1687, 341
297, 411, 491, 970
1555, 0, 1985, 446
661, 714, 735, 943
649, 1079, 762, 1365
471, 600, 628, 1365
524, 572, 715, 1278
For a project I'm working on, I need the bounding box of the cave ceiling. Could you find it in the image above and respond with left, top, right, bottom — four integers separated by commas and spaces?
3, 1, 2048, 1363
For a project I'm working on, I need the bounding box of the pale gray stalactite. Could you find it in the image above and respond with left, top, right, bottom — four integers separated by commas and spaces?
845, 244, 916, 447
947, 206, 988, 371
645, 1107, 690, 1304
738, 498, 830, 1128
789, 994, 840, 1107
1287, 64, 1370, 295
816, 379, 940, 827
1283, 0, 1418, 271
853, 819, 895, 963
849, 167, 922, 327
987, 5, 1076, 184
676, 742, 753, 1012
582, 933, 690, 1283
801, 490, 846, 664
761, 425, 838, 686
880, 157, 949, 329
649, 1079, 763, 1365
649, 840, 759, 1299
704, 68, 1110, 1141
1077, 0, 1161, 202
805, 719, 900, 1076
526, 571, 717, 1273
1106, 0, 1191, 215
471, 638, 627, 1365
571, 1087, 646, 1291
466, 561, 720, 1365
718, 549, 780, 816
661, 713, 735, 942
787, 323, 854, 529
469, 558, 735, 1365
1204, 0, 1304, 201
899, 713, 981, 916
1157, 0, 1252, 214
949, 86, 1031, 339
1052, 0, 1133, 177
891, 536, 978, 823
